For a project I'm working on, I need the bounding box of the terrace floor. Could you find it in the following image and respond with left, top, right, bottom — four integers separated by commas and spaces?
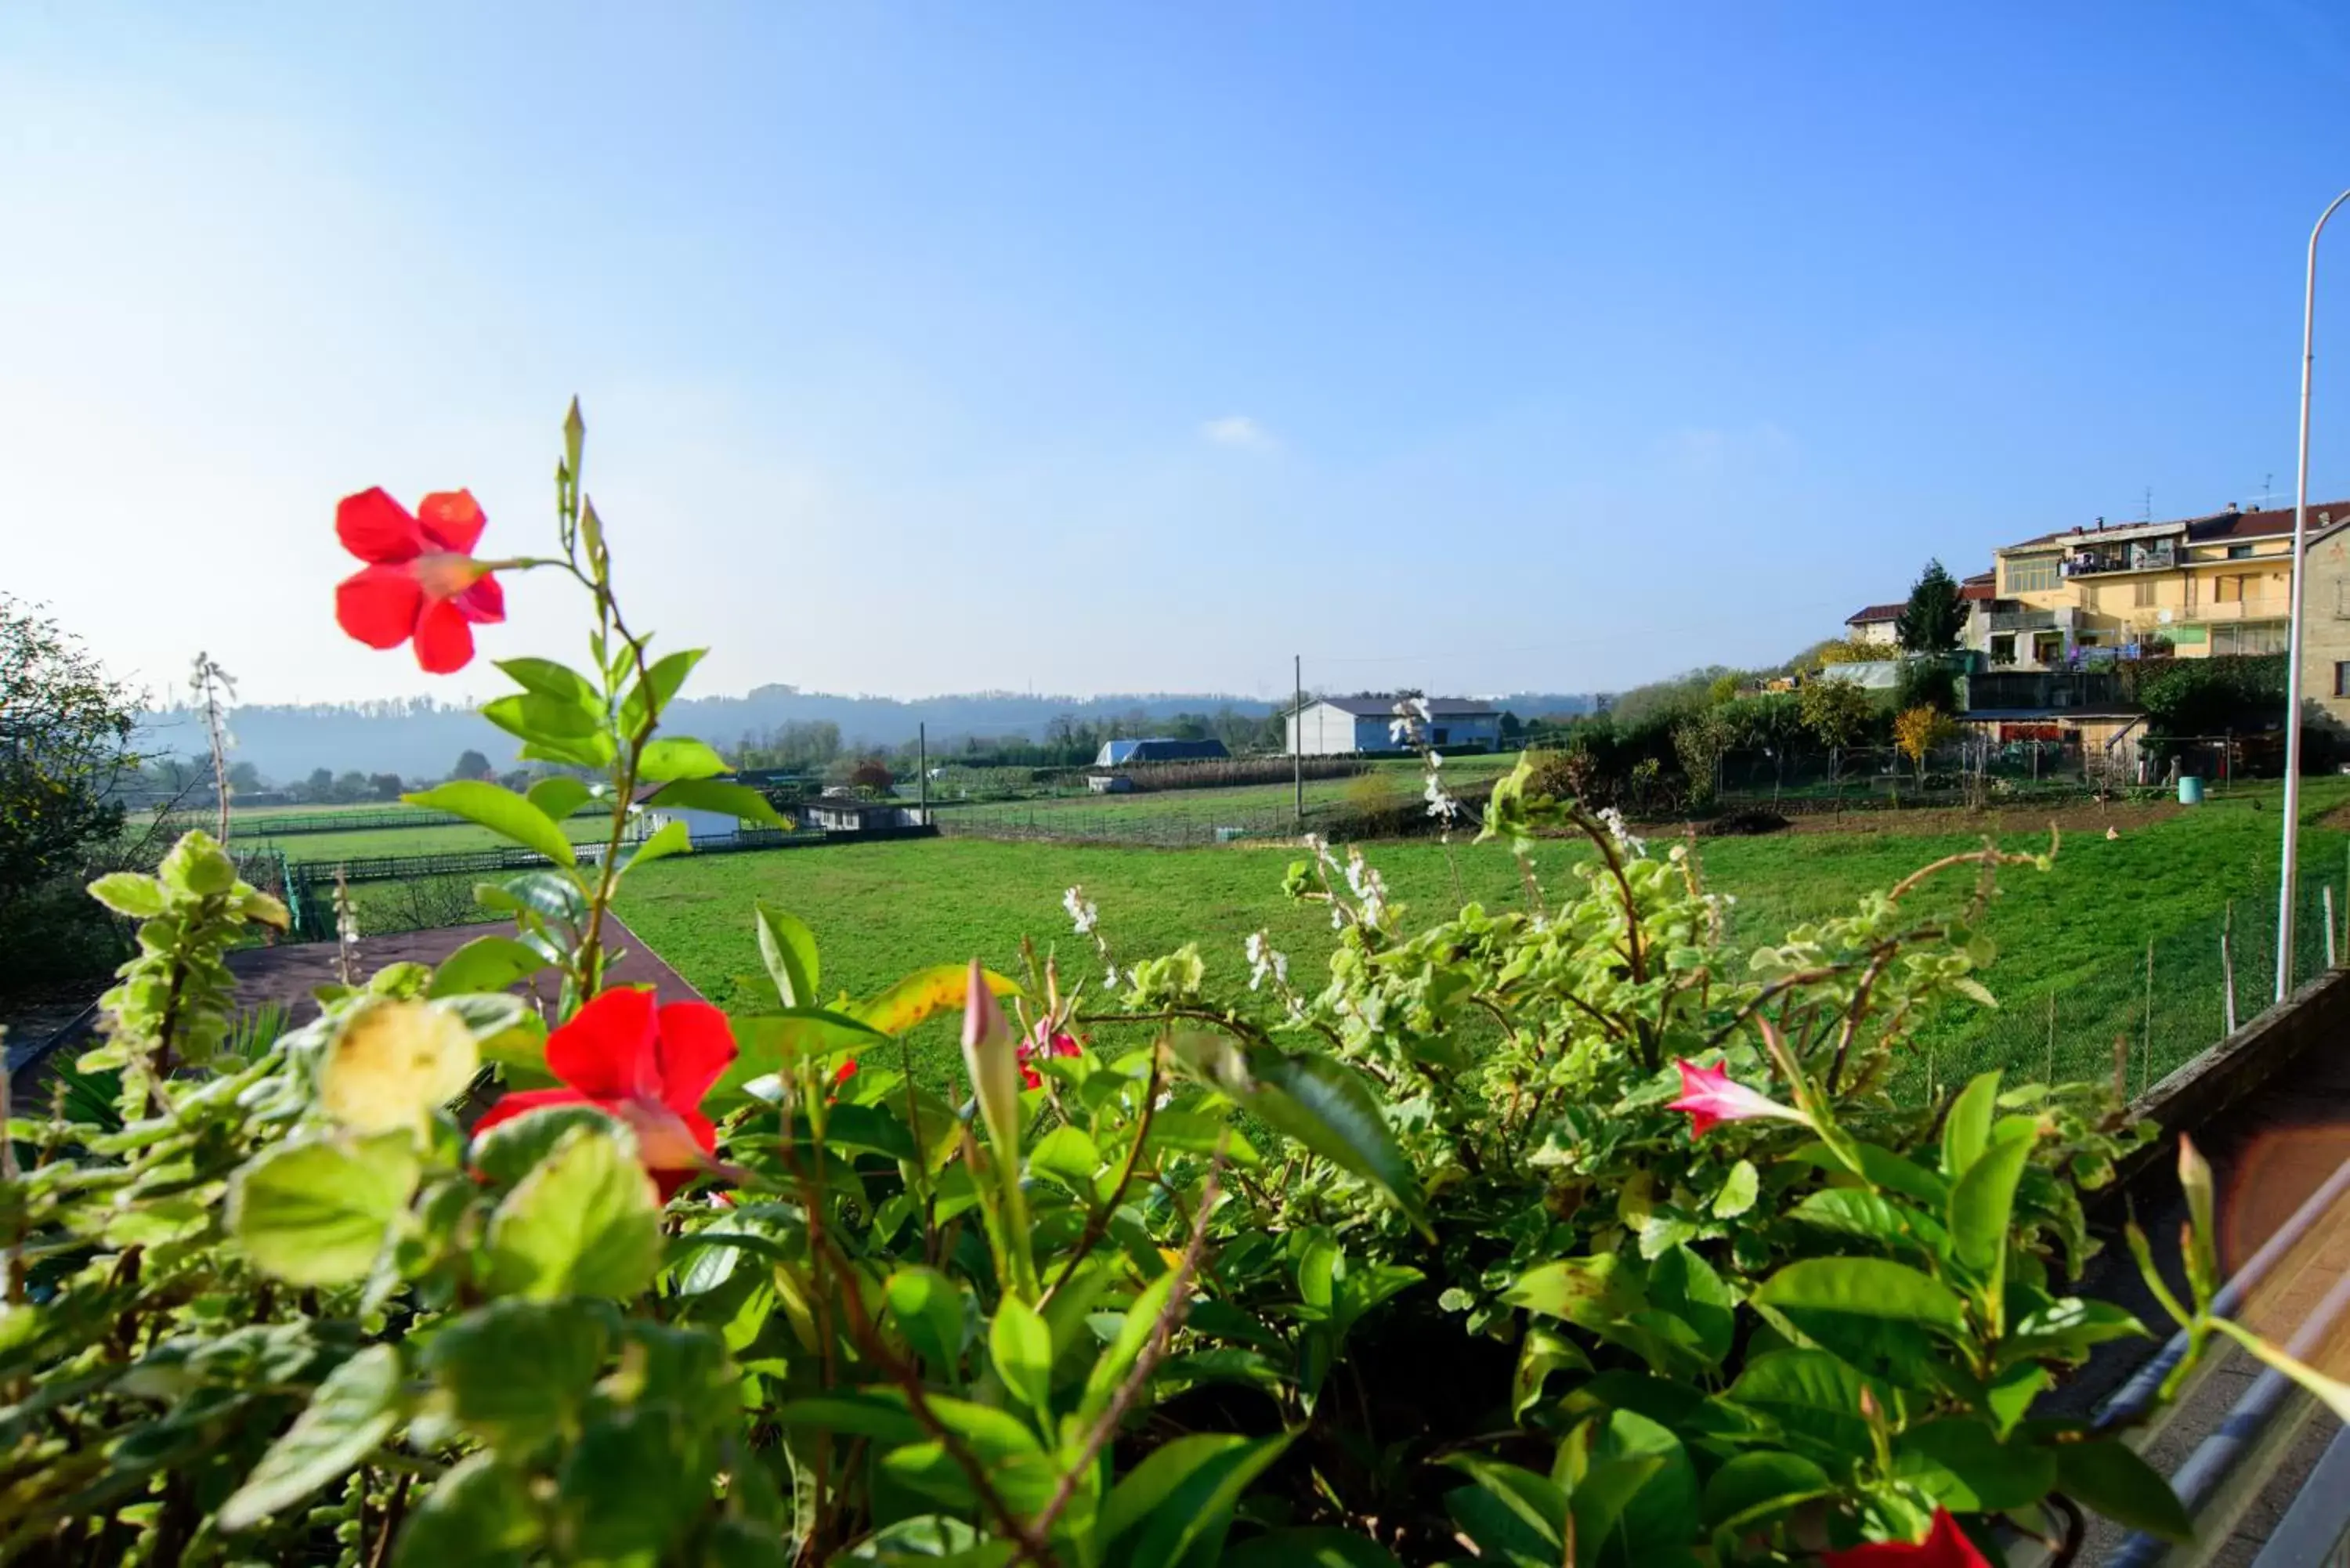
4, 915, 700, 1096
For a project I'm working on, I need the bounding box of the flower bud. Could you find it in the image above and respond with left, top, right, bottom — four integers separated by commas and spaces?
960, 958, 1021, 1158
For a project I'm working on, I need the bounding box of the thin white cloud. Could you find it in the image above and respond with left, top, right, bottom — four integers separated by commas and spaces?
1200, 414, 1279, 452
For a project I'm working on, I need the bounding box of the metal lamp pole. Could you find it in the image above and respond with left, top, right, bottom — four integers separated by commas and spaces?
2275, 188, 2350, 1002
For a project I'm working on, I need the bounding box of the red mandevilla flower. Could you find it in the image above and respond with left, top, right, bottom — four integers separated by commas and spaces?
471, 987, 736, 1201
1668, 1057, 1811, 1138
334, 486, 506, 673
1017, 1025, 1082, 1089
1819, 1510, 1992, 1567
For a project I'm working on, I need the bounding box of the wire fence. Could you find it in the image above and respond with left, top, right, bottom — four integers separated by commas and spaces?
1909, 864, 2348, 1100
1711, 733, 2261, 816
156, 802, 612, 838
935, 800, 1330, 847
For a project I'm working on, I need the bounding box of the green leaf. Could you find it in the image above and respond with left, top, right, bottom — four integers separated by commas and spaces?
1029, 1125, 1103, 1196
1755, 1258, 1965, 1332
619, 649, 706, 736
425, 1299, 612, 1450
854, 963, 1022, 1036
1142, 1109, 1263, 1169
496, 656, 599, 706
480, 690, 605, 742
1588, 1408, 1701, 1567
622, 818, 692, 873
2209, 1316, 2350, 1423
229, 1133, 419, 1286
1725, 1349, 1878, 1465
1513, 1325, 1592, 1421
990, 1295, 1054, 1419
1699, 1450, 1833, 1530
1437, 1454, 1565, 1548
485, 1123, 663, 1299
755, 903, 822, 1010
1649, 1245, 1736, 1367
86, 872, 166, 918
1241, 1048, 1424, 1226
526, 776, 594, 821
1506, 1255, 1645, 1335
1080, 1272, 1178, 1423
886, 1267, 968, 1374
714, 1010, 888, 1106
1949, 1125, 2039, 1292
1711, 1159, 1759, 1219
1792, 1140, 1950, 1205
2001, 1297, 2149, 1366
648, 778, 787, 829
427, 934, 550, 998
391, 1452, 539, 1568
776, 1390, 931, 1447
1791, 1189, 1942, 1252
638, 736, 729, 783
470, 1102, 618, 1186
2055, 1438, 2193, 1541
1107, 1432, 1294, 1568
1223, 1529, 1405, 1568
404, 782, 577, 867
559, 1407, 703, 1559
1893, 1418, 2056, 1511
218, 1344, 403, 1530
1941, 1070, 2001, 1179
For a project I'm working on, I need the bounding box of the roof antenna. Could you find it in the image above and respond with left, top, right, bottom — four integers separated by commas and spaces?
2142, 486, 2153, 525
2254, 472, 2284, 510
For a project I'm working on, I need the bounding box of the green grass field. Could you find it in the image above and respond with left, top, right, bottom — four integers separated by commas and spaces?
257, 815, 624, 864
613, 777, 2350, 1097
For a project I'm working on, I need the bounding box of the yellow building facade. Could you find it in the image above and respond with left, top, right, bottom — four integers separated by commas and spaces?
1974, 504, 2329, 670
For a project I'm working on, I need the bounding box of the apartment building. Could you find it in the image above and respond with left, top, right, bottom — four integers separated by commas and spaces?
1972, 503, 2344, 670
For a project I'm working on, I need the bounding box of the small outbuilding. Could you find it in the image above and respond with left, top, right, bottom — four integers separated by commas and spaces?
1092, 738, 1231, 767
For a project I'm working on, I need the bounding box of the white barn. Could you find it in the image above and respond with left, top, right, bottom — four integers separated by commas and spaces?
1286, 695, 1503, 757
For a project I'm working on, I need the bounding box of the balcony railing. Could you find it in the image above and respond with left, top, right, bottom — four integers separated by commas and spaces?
2063, 547, 2178, 576
2189, 598, 2290, 623
1988, 608, 2057, 632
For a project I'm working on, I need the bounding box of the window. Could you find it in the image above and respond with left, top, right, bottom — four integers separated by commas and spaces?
2214, 620, 2289, 656
2134, 579, 2158, 608
2030, 630, 2062, 663
1990, 634, 2016, 666
2337, 662, 2350, 698
2005, 554, 2059, 593
1431, 727, 1450, 745
2227, 544, 2254, 560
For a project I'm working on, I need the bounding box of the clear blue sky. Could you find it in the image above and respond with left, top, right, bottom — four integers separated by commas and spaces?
5, 2, 2348, 707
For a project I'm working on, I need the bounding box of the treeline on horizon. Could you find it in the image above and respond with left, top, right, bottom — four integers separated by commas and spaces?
133, 682, 1603, 787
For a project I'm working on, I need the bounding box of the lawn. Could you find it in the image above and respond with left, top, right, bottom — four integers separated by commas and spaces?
616, 776, 2350, 1097
256, 815, 625, 864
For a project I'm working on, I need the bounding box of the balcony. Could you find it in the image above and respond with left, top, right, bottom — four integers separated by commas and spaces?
2061, 546, 2178, 576
1988, 608, 2057, 632
2189, 598, 2290, 623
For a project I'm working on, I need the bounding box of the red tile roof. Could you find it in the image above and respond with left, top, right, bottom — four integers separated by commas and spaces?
1846, 603, 1904, 625
1997, 502, 2350, 554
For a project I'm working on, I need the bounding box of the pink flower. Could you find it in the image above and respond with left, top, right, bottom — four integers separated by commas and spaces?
1017, 1024, 1082, 1089
333, 487, 506, 674
1668, 1057, 1810, 1138
1820, 1510, 1991, 1567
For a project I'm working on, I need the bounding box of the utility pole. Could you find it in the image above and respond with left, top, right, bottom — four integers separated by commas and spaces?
2277, 188, 2350, 1002
917, 723, 928, 824
1293, 655, 1304, 827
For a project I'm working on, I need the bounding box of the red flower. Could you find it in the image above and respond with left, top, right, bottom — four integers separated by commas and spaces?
471, 987, 736, 1201
1668, 1057, 1811, 1138
1016, 1025, 1082, 1089
334, 486, 506, 674
1820, 1511, 1991, 1567
833, 1058, 859, 1087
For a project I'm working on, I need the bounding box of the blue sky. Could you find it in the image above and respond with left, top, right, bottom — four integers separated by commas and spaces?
5, 2, 2348, 707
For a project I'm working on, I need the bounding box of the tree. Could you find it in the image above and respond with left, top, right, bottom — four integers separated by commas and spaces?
1895, 559, 1965, 654
0, 597, 142, 905
226, 761, 265, 794
1893, 706, 1957, 785
306, 768, 334, 802
1797, 677, 1874, 752
368, 772, 406, 802
452, 749, 494, 782
334, 770, 372, 803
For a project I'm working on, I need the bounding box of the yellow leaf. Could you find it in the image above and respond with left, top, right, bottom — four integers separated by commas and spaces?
320, 999, 481, 1135
853, 964, 1021, 1037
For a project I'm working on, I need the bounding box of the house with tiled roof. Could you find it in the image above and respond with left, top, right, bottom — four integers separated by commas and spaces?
1285, 694, 1502, 756
1842, 603, 1905, 647
1972, 502, 2350, 671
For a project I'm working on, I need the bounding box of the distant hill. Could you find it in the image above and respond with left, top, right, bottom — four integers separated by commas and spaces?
136, 683, 1599, 784
134, 688, 1281, 784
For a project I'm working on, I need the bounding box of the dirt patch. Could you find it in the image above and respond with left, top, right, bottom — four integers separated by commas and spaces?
1697, 807, 1791, 838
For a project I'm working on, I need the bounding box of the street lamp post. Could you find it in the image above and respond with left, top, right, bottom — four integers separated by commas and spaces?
2275, 188, 2350, 1003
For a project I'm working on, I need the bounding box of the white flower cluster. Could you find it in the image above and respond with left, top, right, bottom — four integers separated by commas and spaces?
1244, 930, 1290, 992
1343, 847, 1389, 927
1062, 885, 1098, 936
1596, 807, 1646, 858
